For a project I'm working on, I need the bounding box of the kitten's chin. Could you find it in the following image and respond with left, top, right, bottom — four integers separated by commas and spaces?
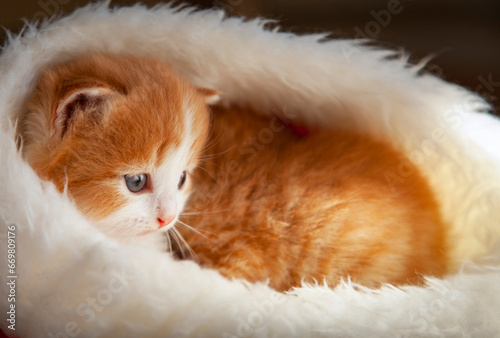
129, 231, 169, 252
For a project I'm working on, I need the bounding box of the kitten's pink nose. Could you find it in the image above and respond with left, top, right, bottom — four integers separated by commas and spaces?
157, 215, 175, 229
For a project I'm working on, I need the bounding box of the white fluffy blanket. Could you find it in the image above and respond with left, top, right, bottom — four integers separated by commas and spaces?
1, 3, 500, 337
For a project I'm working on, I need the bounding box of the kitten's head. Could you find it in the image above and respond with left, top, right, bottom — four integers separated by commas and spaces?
22, 53, 218, 241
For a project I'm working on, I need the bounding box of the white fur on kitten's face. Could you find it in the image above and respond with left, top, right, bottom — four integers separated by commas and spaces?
94, 108, 203, 242
95, 152, 189, 240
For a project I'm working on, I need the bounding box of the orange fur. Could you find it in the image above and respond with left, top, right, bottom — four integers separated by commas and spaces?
22, 54, 448, 292
21, 54, 209, 223
179, 107, 448, 291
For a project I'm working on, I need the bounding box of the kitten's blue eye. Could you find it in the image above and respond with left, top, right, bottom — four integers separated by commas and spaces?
125, 174, 148, 193
178, 171, 187, 190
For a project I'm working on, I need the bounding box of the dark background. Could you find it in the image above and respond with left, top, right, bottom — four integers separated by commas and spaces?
1, 0, 499, 114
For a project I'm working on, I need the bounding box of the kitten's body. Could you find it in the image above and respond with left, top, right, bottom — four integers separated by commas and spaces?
181, 106, 446, 290
22, 54, 447, 291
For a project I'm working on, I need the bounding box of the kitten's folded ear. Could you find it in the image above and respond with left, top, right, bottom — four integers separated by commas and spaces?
54, 86, 115, 138
197, 87, 220, 105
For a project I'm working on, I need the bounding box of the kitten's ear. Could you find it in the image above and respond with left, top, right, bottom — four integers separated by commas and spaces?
54, 87, 115, 138
197, 87, 220, 105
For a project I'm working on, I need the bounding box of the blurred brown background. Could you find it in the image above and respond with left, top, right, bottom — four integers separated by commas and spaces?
1, 0, 499, 114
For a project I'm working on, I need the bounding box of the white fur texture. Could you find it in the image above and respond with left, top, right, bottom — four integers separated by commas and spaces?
1, 2, 500, 336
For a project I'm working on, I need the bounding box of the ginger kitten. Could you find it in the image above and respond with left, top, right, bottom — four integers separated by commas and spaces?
21, 53, 448, 291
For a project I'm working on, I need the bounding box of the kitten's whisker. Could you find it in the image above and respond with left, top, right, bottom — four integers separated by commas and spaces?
197, 165, 217, 180
165, 231, 173, 253
170, 229, 185, 258
172, 227, 198, 261
180, 208, 231, 216
204, 121, 219, 148
197, 158, 215, 164
176, 220, 213, 240
197, 158, 216, 168
203, 123, 225, 152
198, 146, 235, 160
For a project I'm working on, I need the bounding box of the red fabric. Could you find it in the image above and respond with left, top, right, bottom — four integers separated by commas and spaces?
288, 123, 310, 137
